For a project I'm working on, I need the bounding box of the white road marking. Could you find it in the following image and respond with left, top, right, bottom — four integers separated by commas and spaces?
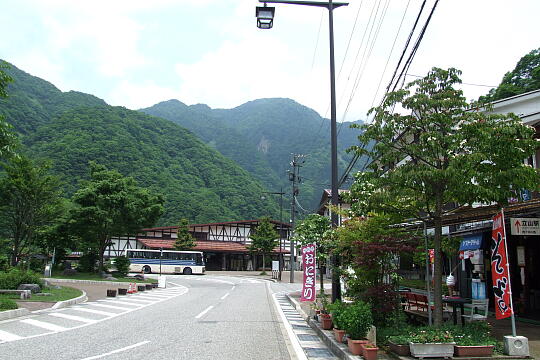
103, 298, 151, 304
78, 340, 150, 360
71, 307, 117, 316
49, 313, 96, 324
220, 293, 230, 300
0, 330, 23, 341
96, 300, 141, 307
132, 294, 168, 300
20, 319, 67, 332
195, 305, 214, 319
89, 303, 134, 311
232, 286, 236, 291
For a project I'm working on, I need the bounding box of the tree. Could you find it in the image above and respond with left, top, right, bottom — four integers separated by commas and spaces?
480, 47, 540, 102
249, 217, 278, 274
174, 218, 196, 250
294, 214, 332, 295
0, 156, 64, 266
354, 67, 539, 325
70, 162, 164, 271
0, 62, 19, 160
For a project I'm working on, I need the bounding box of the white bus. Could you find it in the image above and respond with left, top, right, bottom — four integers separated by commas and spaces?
125, 249, 205, 275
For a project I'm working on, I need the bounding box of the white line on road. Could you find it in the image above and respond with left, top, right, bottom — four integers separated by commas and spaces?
195, 305, 214, 319
20, 319, 67, 332
96, 300, 141, 307
71, 307, 117, 316
0, 330, 23, 342
220, 293, 230, 300
89, 303, 134, 311
78, 340, 150, 360
49, 313, 96, 324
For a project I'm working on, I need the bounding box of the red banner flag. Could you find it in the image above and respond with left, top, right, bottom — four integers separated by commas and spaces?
301, 244, 316, 302
491, 210, 513, 319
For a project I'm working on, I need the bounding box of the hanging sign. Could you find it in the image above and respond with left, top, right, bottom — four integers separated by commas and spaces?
300, 244, 316, 302
510, 217, 540, 235
491, 210, 513, 320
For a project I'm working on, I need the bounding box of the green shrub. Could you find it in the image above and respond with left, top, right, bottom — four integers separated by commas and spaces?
114, 256, 131, 277
387, 333, 412, 345
453, 322, 497, 346
409, 327, 454, 343
78, 251, 98, 273
341, 300, 373, 340
0, 268, 44, 290
0, 298, 18, 310
328, 300, 348, 330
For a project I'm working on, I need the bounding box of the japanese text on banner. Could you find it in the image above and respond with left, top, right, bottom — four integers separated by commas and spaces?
491, 210, 513, 320
301, 244, 316, 302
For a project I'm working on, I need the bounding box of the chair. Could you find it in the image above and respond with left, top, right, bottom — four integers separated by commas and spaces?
462, 298, 489, 321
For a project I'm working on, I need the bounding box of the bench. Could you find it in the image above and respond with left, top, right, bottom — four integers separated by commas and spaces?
0, 289, 32, 300
404, 292, 433, 311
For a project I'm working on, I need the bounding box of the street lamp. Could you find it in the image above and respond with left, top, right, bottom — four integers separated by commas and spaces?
256, 0, 347, 302
256, 4, 275, 29
262, 188, 285, 281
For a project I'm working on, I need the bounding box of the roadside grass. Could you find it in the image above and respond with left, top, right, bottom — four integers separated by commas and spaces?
0, 286, 82, 303
50, 271, 155, 283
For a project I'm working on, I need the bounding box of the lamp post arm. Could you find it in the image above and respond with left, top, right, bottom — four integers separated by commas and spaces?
259, 0, 348, 9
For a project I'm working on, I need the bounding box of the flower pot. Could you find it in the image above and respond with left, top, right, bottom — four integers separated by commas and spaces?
409, 342, 455, 359
106, 289, 117, 297
347, 339, 368, 356
145, 284, 153, 291
320, 314, 333, 330
118, 288, 128, 296
388, 340, 410, 356
362, 346, 379, 360
333, 328, 346, 343
454, 345, 494, 357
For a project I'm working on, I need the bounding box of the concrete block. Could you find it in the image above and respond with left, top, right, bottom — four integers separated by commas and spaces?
504, 335, 529, 357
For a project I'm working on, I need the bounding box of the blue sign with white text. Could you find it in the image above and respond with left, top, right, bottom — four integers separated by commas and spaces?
459, 234, 483, 250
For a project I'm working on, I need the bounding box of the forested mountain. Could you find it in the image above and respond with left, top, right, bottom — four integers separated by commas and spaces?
142, 98, 367, 212
0, 61, 278, 225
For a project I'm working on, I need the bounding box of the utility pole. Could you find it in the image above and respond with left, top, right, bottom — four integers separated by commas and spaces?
289, 154, 304, 283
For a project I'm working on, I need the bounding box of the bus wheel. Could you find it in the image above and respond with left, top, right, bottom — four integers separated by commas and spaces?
183, 267, 192, 275
143, 265, 151, 274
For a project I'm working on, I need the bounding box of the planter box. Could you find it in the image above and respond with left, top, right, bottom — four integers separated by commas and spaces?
117, 288, 128, 296
388, 341, 410, 356
145, 284, 153, 291
106, 289, 117, 297
333, 328, 346, 343
137, 285, 145, 292
347, 339, 368, 356
454, 345, 494, 357
320, 314, 333, 330
409, 342, 455, 359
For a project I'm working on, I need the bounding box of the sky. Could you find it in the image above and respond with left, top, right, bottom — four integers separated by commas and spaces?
1, 0, 539, 123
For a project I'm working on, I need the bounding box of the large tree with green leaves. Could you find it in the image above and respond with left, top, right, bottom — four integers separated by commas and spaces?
294, 214, 332, 295
354, 67, 539, 325
480, 47, 540, 102
174, 218, 196, 251
70, 162, 164, 271
0, 62, 18, 160
0, 156, 64, 266
249, 217, 278, 274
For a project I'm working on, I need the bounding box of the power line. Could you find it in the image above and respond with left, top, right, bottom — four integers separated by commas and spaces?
406, 73, 496, 88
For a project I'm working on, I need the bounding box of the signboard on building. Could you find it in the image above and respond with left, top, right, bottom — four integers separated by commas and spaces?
510, 217, 540, 235
300, 244, 316, 302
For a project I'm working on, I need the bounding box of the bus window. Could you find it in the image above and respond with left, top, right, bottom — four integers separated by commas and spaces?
196, 254, 204, 266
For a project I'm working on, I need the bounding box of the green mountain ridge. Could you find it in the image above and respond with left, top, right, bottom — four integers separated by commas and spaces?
0, 61, 278, 225
141, 97, 367, 212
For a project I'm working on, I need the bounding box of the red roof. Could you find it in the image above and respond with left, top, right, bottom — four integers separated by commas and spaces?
141, 219, 291, 232
137, 238, 289, 254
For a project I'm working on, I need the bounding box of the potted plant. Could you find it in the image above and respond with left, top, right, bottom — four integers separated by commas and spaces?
341, 300, 373, 356
317, 293, 333, 330
361, 343, 379, 360
453, 322, 496, 357
409, 327, 455, 359
387, 334, 411, 356
328, 300, 347, 343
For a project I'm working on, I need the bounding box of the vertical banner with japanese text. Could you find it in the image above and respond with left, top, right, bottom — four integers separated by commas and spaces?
491, 210, 513, 320
301, 244, 316, 302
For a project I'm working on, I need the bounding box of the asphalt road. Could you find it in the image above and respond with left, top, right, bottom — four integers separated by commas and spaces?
0, 275, 302, 360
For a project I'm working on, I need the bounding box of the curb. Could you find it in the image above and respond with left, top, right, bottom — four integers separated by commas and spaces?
285, 293, 361, 360
44, 278, 141, 286
51, 290, 87, 310
0, 308, 30, 322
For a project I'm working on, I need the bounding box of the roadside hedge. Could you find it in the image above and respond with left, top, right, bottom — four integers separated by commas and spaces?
0, 298, 18, 310
0, 268, 43, 290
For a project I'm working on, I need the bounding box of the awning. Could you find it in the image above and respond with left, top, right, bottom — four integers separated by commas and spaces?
459, 234, 483, 251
